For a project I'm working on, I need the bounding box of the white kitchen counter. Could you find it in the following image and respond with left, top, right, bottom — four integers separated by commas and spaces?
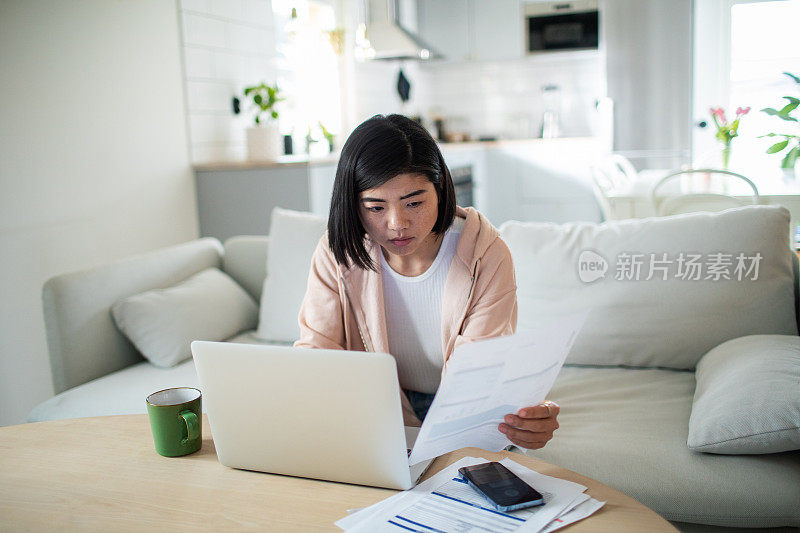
191, 137, 603, 172
437, 136, 603, 150
193, 153, 339, 171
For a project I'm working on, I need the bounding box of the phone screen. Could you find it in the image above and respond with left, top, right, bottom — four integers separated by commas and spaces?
458, 462, 544, 511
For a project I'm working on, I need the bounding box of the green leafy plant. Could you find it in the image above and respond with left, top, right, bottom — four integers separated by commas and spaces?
760, 72, 800, 170
242, 82, 283, 126
319, 121, 335, 150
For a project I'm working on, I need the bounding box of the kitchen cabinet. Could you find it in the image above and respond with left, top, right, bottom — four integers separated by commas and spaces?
194, 164, 312, 242
477, 147, 518, 224
524, 139, 606, 222
471, 0, 523, 61
309, 162, 338, 218
441, 138, 606, 227
417, 0, 470, 62
603, 0, 692, 169
494, 140, 604, 225
417, 0, 522, 63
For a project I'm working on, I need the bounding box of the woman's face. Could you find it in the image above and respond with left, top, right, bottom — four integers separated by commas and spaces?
358, 173, 440, 262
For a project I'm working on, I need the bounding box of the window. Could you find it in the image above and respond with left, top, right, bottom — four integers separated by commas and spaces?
273, 0, 343, 154
693, 0, 800, 178
729, 1, 800, 175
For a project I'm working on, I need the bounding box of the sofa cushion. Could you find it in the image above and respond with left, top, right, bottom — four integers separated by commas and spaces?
688, 334, 800, 454
256, 208, 327, 343
525, 366, 800, 528
28, 358, 201, 422
111, 268, 258, 367
27, 330, 287, 423
500, 206, 797, 369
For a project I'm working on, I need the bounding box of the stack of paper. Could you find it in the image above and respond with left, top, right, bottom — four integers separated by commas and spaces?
336, 457, 604, 532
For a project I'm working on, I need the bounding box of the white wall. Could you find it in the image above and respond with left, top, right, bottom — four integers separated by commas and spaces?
180, 0, 277, 163
0, 0, 199, 426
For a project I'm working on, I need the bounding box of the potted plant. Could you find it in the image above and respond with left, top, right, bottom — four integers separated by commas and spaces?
761, 72, 799, 179
241, 82, 283, 161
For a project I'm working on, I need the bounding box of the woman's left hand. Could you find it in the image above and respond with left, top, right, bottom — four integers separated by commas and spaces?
498, 401, 560, 450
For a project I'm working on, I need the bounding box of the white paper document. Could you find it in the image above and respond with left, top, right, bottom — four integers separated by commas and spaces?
408, 313, 588, 466
541, 496, 606, 532
336, 456, 604, 532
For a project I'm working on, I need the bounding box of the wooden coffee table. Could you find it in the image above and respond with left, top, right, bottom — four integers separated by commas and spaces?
0, 415, 676, 531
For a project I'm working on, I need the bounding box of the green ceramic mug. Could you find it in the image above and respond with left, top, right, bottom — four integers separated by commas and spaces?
146, 387, 202, 457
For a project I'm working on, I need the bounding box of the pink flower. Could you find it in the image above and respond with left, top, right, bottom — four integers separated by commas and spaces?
736, 106, 751, 116
710, 107, 728, 123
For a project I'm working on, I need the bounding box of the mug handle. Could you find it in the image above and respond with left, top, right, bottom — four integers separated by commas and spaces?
179, 410, 199, 444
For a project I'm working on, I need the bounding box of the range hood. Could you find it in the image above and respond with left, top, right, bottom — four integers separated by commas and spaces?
360, 0, 441, 61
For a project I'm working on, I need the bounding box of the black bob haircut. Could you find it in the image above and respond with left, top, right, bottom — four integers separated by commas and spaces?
327, 114, 457, 271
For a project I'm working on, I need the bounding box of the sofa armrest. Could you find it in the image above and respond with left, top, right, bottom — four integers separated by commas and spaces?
42, 238, 223, 394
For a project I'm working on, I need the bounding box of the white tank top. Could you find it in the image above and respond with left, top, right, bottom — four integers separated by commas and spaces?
380, 218, 464, 393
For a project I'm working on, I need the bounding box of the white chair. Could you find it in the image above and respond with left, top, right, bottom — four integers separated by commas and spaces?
591, 165, 618, 221
608, 154, 638, 188
594, 154, 638, 190
650, 169, 759, 216
591, 155, 640, 221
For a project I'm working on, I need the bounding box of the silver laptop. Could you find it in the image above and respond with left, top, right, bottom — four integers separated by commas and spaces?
190, 341, 434, 490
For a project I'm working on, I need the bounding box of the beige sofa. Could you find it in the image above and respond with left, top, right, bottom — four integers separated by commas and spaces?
33, 206, 800, 531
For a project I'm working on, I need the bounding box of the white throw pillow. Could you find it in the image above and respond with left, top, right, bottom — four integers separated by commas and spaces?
111, 268, 258, 367
256, 207, 327, 342
688, 334, 800, 454
499, 205, 797, 368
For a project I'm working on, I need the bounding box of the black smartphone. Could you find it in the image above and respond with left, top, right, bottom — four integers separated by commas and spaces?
458, 462, 544, 512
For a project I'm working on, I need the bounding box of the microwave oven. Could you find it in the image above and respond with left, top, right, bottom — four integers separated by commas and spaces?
524, 0, 599, 53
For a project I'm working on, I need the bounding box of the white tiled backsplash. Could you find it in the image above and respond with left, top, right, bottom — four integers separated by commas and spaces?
351, 51, 605, 141
428, 52, 605, 140
179, 0, 277, 164
350, 61, 434, 125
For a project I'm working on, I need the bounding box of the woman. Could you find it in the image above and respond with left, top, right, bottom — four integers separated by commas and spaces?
295, 114, 559, 451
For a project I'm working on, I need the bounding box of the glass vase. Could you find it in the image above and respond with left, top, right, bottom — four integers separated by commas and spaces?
721, 144, 731, 170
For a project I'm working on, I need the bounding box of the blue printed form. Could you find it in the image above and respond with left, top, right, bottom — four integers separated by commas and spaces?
388, 476, 547, 531
336, 457, 604, 532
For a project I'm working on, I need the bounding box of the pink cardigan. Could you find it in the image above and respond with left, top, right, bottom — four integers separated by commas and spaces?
294, 206, 518, 425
